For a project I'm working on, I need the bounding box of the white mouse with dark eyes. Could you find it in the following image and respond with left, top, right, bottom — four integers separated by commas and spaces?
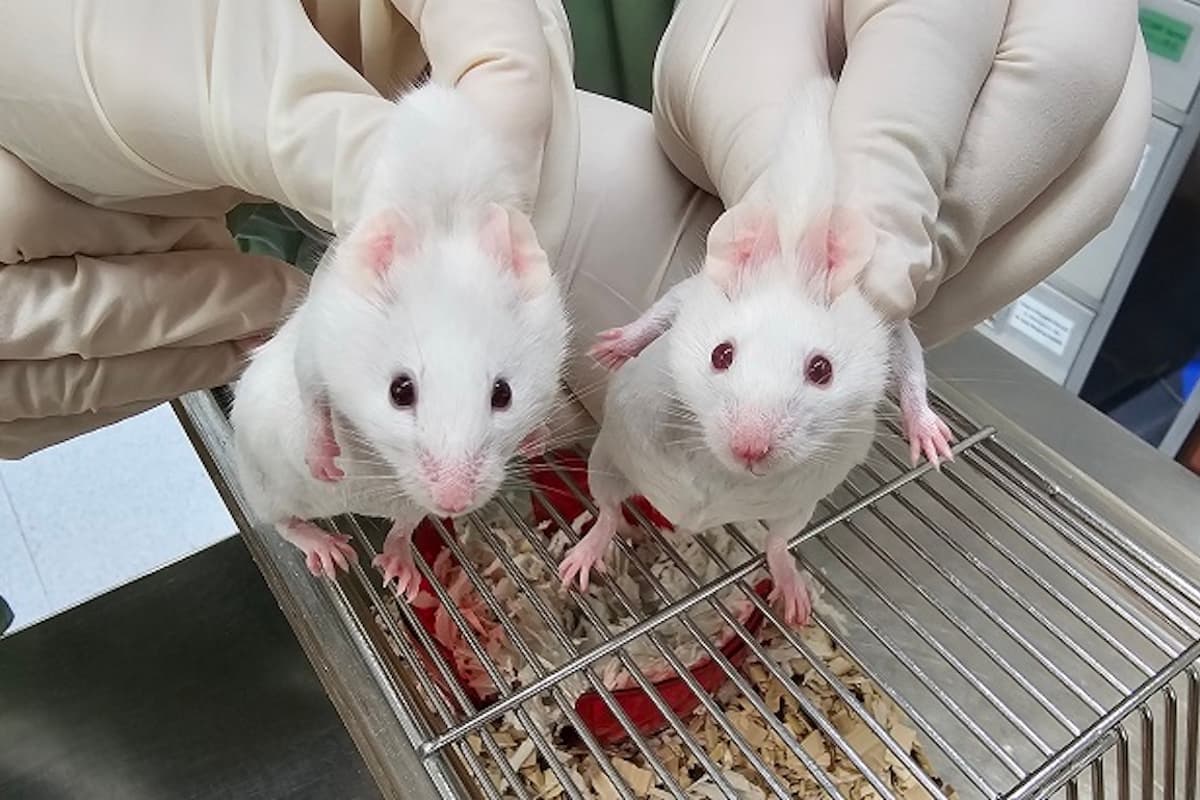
559, 81, 952, 626
231, 82, 569, 600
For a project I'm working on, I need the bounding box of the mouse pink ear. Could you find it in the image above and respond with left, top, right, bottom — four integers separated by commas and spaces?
480, 203, 552, 299
797, 206, 876, 302
703, 204, 780, 295
341, 208, 420, 282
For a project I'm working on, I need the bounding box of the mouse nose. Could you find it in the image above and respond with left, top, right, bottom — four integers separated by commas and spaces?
425, 455, 479, 516
431, 481, 473, 515
732, 441, 772, 466
730, 423, 773, 468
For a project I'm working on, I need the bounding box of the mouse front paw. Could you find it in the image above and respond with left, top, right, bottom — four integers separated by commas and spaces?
902, 402, 955, 469
306, 435, 344, 483
766, 547, 811, 627
374, 545, 422, 604
557, 537, 612, 593
768, 567, 812, 628
588, 327, 651, 371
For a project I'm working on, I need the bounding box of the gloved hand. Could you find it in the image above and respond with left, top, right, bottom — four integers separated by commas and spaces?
0, 0, 576, 458
653, 0, 1151, 344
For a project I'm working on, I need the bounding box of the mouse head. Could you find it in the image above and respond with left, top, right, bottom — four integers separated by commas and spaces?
669, 203, 890, 477
316, 202, 568, 517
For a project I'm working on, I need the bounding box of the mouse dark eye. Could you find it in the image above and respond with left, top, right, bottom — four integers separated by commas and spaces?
805, 354, 833, 386
390, 374, 417, 408
711, 341, 735, 372
491, 378, 512, 410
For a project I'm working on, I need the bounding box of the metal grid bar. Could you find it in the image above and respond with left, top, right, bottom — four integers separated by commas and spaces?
420, 426, 995, 758
538, 456, 876, 799
528, 460, 833, 798
868, 440, 1145, 695
963, 446, 1197, 651
1144, 707, 1155, 800
430, 517, 691, 800
318, 390, 1200, 800
401, 517, 628, 800
1187, 669, 1199, 800
466, 500, 719, 799
334, 518, 523, 800
844, 460, 1095, 728
621, 507, 923, 799
485, 492, 801, 798
816, 499, 1050, 768
1121, 728, 1131, 800
711, 521, 962, 796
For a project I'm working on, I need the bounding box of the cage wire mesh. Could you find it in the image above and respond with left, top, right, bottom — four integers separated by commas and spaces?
305, 391, 1200, 800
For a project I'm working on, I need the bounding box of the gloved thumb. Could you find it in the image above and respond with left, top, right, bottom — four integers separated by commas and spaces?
831, 0, 1008, 320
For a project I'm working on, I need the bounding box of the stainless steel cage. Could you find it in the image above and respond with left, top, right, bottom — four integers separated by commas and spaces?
179, 380, 1200, 800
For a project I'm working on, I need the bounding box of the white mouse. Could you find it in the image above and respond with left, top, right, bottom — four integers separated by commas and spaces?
232, 82, 569, 601
560, 82, 953, 626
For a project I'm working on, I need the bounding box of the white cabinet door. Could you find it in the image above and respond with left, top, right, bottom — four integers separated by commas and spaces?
977, 282, 1096, 386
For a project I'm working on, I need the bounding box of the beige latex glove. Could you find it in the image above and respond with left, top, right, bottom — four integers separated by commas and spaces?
0, 0, 577, 458
654, 0, 1151, 344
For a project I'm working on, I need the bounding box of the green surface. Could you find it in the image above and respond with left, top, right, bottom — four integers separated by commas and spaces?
1141, 7, 1193, 63
227, 203, 318, 272
563, 0, 674, 110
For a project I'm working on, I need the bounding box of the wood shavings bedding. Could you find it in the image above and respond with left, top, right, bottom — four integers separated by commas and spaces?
376, 489, 958, 799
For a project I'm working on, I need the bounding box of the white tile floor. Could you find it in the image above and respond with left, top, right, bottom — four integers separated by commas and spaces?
0, 404, 235, 633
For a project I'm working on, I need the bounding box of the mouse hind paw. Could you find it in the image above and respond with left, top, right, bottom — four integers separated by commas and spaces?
278, 519, 358, 579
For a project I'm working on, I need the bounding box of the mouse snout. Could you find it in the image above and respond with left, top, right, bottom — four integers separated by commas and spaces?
421, 452, 481, 515
729, 420, 774, 469
430, 481, 473, 515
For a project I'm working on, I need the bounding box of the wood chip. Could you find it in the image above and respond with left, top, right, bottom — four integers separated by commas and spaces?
507, 737, 536, 773
800, 729, 827, 762
611, 758, 654, 796
592, 770, 621, 800
843, 724, 887, 774
723, 769, 767, 800
730, 711, 769, 749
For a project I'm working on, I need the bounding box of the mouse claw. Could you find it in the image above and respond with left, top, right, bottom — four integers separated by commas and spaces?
306, 448, 344, 483
558, 549, 597, 593
283, 521, 357, 579
766, 546, 811, 628
902, 402, 955, 471
306, 414, 344, 483
373, 549, 422, 604
768, 577, 812, 628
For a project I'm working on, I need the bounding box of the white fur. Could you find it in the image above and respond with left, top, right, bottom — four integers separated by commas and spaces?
232, 83, 569, 527
590, 79, 891, 534
594, 273, 889, 532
